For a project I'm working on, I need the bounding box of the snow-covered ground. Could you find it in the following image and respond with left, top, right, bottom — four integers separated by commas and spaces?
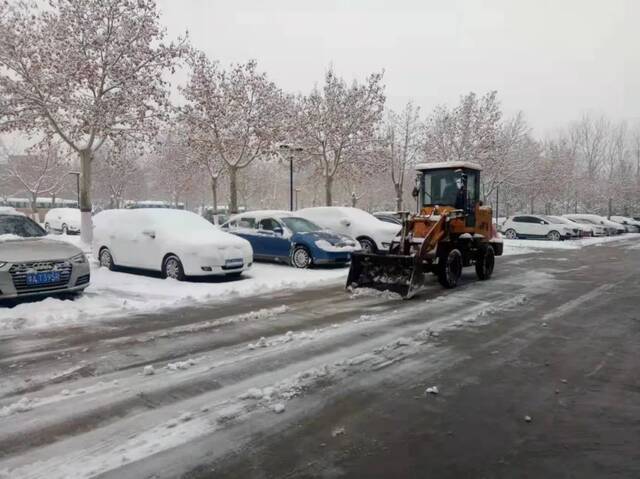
1, 233, 638, 330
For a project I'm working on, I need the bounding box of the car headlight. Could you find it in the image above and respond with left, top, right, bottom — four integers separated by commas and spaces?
0, 262, 6, 268
70, 253, 87, 264
315, 240, 333, 250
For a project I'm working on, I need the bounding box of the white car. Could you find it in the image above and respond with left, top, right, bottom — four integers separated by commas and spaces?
546, 215, 593, 237
93, 209, 253, 280
44, 208, 81, 235
501, 214, 575, 241
563, 214, 625, 235
554, 216, 606, 237
297, 207, 401, 253
609, 216, 640, 233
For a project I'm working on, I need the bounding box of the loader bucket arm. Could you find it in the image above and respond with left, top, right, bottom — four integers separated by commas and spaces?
346, 214, 448, 298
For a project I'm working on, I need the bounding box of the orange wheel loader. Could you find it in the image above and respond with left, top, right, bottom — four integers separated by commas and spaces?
346, 162, 503, 298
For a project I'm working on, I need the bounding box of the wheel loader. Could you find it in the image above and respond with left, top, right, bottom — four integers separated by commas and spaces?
346, 162, 503, 298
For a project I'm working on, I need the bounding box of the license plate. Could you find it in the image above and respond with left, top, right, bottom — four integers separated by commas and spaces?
225, 258, 243, 267
26, 271, 61, 285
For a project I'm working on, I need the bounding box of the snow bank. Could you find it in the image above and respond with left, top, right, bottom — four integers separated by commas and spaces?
0, 263, 347, 330
503, 233, 639, 254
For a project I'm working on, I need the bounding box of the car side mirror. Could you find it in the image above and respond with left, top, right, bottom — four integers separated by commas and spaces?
340, 219, 351, 227
142, 229, 156, 239
540, 221, 545, 225
273, 226, 283, 235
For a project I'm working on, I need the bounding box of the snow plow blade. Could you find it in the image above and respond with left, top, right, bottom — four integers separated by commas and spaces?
346, 252, 425, 299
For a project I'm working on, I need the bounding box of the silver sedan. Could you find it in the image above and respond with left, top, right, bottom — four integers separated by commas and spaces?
0, 214, 90, 300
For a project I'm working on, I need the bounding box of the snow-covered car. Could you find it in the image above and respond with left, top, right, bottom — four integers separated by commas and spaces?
544, 215, 587, 237
558, 216, 606, 236
372, 211, 403, 225
609, 216, 640, 233
0, 212, 90, 300
44, 207, 81, 235
297, 207, 401, 253
563, 214, 625, 235
501, 214, 575, 241
93, 209, 253, 280
0, 206, 24, 216
222, 210, 360, 268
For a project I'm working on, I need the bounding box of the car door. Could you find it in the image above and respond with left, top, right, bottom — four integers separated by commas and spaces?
233, 217, 261, 255
114, 214, 156, 268
510, 216, 529, 236
528, 216, 548, 237
257, 218, 291, 259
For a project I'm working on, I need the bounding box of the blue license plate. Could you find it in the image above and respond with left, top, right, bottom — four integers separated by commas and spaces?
26, 271, 61, 285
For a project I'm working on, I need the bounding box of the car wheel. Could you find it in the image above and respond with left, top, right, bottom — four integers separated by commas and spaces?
291, 246, 312, 269
475, 245, 495, 280
504, 229, 517, 239
358, 237, 377, 254
437, 248, 463, 289
163, 255, 185, 281
99, 247, 116, 271
61, 223, 68, 235
547, 230, 561, 241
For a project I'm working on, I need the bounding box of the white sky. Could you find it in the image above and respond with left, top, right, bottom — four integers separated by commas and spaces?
158, 0, 639, 135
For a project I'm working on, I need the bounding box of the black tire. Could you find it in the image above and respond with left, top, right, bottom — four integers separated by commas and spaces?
475, 245, 495, 280
437, 248, 463, 288
357, 237, 377, 254
504, 228, 517, 239
547, 230, 561, 241
226, 272, 243, 278
291, 246, 312, 268
163, 255, 185, 280
99, 247, 116, 271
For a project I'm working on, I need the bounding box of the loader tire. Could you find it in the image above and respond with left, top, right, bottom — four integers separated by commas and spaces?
475, 245, 495, 280
437, 248, 463, 289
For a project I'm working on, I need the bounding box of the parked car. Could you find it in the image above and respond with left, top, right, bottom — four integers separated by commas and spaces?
546, 215, 591, 237
0, 211, 90, 300
222, 210, 360, 268
501, 214, 575, 241
297, 207, 401, 253
609, 216, 640, 233
44, 207, 81, 235
93, 209, 253, 280
372, 211, 403, 225
563, 214, 625, 235
561, 216, 609, 236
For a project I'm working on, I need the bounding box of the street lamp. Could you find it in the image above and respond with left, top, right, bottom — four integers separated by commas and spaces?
279, 144, 304, 211
69, 171, 81, 208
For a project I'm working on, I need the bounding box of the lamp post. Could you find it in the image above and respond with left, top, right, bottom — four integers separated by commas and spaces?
279, 144, 304, 211
69, 171, 81, 208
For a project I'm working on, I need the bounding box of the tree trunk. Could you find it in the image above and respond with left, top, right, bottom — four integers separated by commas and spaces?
79, 149, 93, 244
30, 194, 39, 223
211, 176, 218, 213
325, 175, 333, 206
394, 182, 403, 211
229, 166, 238, 213
51, 194, 56, 208
351, 194, 357, 208
529, 196, 534, 214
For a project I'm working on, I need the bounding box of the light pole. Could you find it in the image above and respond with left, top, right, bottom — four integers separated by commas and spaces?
279, 144, 304, 211
69, 171, 81, 208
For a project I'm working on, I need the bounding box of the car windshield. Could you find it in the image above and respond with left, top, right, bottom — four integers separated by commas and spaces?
543, 216, 564, 224
0, 215, 46, 238
281, 217, 322, 233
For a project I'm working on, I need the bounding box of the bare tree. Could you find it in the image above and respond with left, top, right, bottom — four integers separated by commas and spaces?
182, 54, 288, 213
295, 68, 386, 205
380, 103, 423, 210
1, 141, 71, 219
0, 0, 186, 242
94, 140, 142, 209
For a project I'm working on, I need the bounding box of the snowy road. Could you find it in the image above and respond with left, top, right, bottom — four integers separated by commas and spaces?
1, 236, 639, 478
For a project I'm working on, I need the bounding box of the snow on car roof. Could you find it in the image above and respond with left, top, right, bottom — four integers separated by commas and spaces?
0, 206, 24, 216
414, 161, 482, 171
229, 210, 293, 220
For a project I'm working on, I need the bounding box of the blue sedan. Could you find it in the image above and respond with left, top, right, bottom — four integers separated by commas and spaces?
222, 211, 361, 268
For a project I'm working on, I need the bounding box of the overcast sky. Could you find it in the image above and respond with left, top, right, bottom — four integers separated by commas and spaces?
158, 0, 638, 136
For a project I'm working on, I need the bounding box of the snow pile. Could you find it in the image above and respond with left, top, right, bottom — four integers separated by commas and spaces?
0, 397, 35, 417
0, 263, 345, 330
166, 358, 197, 371
347, 287, 403, 300
247, 328, 317, 350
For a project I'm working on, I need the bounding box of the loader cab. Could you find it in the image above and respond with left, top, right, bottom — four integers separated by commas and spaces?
415, 161, 482, 225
